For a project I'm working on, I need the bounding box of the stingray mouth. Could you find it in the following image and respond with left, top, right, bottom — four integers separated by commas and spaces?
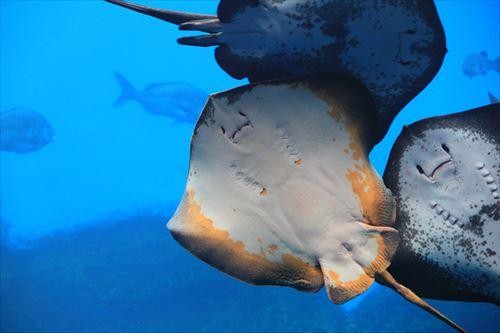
415, 143, 455, 181
228, 120, 253, 142
429, 159, 452, 178
416, 159, 452, 180
219, 111, 254, 144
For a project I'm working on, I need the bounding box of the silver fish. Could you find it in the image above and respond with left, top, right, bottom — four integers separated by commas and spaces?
114, 72, 207, 124
462, 51, 500, 78
0, 108, 54, 154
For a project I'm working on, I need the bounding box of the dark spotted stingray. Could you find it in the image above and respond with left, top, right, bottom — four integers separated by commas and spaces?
106, 0, 446, 142
384, 104, 500, 305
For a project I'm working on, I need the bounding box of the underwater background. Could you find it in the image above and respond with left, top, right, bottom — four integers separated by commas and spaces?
0, 1, 499, 332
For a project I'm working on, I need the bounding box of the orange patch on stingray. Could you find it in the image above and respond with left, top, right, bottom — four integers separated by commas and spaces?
364, 231, 398, 276
346, 163, 381, 220
348, 141, 363, 161
319, 82, 395, 228
328, 108, 342, 122
345, 121, 365, 161
323, 99, 394, 227
169, 191, 324, 292
260, 188, 268, 196
340, 112, 396, 227
345, 163, 395, 227
324, 229, 398, 304
326, 270, 374, 304
268, 244, 279, 255
294, 159, 302, 166
325, 103, 366, 162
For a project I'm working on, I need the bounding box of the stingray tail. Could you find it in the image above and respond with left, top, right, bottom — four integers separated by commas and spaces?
375, 271, 466, 333
105, 0, 216, 24
105, 0, 222, 47
114, 72, 136, 107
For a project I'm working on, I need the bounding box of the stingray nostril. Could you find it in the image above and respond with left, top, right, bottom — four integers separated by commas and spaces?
441, 144, 450, 153
416, 165, 425, 175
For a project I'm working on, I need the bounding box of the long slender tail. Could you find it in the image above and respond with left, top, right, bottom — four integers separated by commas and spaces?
375, 271, 466, 333
114, 72, 136, 107
105, 0, 216, 25
104, 0, 222, 47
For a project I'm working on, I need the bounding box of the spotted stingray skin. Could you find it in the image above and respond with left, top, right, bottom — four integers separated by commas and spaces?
210, 0, 446, 140
384, 104, 500, 304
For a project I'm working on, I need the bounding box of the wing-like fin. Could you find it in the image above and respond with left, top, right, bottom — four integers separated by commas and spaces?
375, 271, 466, 333
105, 0, 216, 25
168, 191, 324, 293
320, 259, 375, 304
320, 223, 399, 304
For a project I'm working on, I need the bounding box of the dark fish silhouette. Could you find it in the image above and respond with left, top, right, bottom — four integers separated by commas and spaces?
0, 108, 54, 154
384, 104, 500, 305
114, 72, 207, 124
462, 51, 500, 78
106, 0, 446, 142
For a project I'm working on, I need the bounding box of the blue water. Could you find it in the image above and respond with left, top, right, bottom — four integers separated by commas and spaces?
1, 1, 499, 332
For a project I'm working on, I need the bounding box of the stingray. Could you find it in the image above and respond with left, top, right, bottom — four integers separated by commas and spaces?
384, 104, 500, 305
167, 75, 464, 331
104, 1, 467, 330
105, 0, 446, 142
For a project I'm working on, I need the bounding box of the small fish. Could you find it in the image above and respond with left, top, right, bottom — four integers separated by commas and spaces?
462, 51, 500, 78
488, 91, 499, 104
0, 108, 54, 154
114, 72, 207, 124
